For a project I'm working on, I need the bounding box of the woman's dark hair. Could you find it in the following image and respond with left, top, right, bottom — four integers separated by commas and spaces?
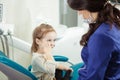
67, 0, 120, 46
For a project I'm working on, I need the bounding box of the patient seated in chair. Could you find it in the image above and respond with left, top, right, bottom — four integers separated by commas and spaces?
31, 23, 72, 80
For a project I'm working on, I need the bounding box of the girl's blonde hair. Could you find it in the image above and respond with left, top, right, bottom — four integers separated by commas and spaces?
31, 23, 56, 53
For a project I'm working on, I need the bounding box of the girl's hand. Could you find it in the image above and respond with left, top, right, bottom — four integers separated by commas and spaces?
65, 67, 73, 72
39, 40, 52, 54
38, 40, 54, 60
44, 52, 54, 60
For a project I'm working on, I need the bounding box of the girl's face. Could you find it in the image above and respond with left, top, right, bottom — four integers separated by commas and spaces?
41, 31, 57, 48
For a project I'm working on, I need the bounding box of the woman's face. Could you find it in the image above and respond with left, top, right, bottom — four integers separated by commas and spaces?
41, 31, 57, 48
78, 10, 90, 19
78, 10, 98, 23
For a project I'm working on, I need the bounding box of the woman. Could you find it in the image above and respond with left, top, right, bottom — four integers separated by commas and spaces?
31, 23, 72, 80
67, 0, 120, 80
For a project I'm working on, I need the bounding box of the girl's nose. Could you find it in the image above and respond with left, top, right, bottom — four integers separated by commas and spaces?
51, 43, 55, 48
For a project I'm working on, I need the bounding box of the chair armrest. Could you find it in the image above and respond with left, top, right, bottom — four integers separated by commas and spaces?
53, 55, 68, 62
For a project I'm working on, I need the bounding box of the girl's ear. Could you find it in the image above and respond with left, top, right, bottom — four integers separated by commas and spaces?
36, 38, 40, 45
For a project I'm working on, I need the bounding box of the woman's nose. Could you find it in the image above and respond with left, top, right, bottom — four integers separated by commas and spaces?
78, 11, 82, 15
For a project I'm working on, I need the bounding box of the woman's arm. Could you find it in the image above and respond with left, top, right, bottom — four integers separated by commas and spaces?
85, 33, 114, 80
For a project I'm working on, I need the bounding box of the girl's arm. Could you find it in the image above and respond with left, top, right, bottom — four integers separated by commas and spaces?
32, 55, 57, 75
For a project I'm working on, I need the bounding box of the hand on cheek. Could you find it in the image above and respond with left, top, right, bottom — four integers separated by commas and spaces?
39, 41, 52, 54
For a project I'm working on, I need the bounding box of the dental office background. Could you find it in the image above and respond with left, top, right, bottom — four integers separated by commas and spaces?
0, 0, 120, 68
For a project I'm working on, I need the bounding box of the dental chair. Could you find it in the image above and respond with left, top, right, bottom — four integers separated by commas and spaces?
0, 51, 37, 80
53, 55, 84, 80
0, 63, 32, 80
0, 51, 84, 80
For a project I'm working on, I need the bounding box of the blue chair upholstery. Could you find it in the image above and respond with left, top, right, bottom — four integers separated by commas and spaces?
0, 63, 32, 80
0, 51, 7, 57
53, 55, 68, 62
0, 51, 37, 80
70, 63, 84, 80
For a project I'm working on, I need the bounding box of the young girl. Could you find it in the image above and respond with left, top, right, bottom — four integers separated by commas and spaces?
31, 23, 72, 80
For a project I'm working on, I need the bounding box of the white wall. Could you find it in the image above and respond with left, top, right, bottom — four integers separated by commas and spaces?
0, 0, 59, 68
0, 0, 59, 43
26, 0, 59, 28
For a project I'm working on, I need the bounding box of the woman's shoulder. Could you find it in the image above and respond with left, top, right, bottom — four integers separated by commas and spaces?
90, 23, 115, 43
96, 23, 110, 32
95, 23, 119, 36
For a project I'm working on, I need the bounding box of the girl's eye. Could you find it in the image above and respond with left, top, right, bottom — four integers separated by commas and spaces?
47, 39, 51, 41
47, 39, 56, 42
54, 39, 56, 41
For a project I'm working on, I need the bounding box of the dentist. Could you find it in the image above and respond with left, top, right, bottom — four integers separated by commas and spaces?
67, 0, 120, 80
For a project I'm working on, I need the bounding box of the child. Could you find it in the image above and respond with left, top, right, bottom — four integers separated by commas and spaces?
31, 23, 72, 80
